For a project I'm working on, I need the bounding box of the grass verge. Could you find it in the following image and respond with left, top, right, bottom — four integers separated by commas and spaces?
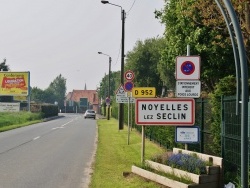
89, 118, 167, 188
0, 112, 43, 132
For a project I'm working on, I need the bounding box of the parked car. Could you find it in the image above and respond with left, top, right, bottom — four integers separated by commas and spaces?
84, 109, 96, 119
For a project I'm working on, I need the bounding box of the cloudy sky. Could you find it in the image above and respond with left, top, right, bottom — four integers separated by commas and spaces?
0, 0, 165, 93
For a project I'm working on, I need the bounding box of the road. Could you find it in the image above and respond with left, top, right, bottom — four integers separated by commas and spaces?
0, 113, 97, 188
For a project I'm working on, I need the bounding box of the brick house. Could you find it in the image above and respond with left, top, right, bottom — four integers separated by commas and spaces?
65, 89, 99, 113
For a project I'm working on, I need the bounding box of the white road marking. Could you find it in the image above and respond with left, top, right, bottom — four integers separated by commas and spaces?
33, 136, 40, 140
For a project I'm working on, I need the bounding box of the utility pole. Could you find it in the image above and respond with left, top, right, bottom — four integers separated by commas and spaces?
119, 9, 125, 130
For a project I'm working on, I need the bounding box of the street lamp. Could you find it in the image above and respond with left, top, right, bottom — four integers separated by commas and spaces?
101, 0, 125, 130
98, 52, 111, 120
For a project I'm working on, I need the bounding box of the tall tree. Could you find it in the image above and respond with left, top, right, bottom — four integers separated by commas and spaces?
156, 0, 244, 92
125, 38, 165, 96
31, 87, 46, 103
47, 74, 67, 110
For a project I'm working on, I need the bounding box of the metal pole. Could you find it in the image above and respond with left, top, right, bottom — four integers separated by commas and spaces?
127, 94, 130, 145
100, 1, 125, 129
215, 0, 240, 115
141, 125, 145, 164
107, 57, 111, 120
119, 9, 125, 130
223, 1, 249, 187
184, 45, 190, 150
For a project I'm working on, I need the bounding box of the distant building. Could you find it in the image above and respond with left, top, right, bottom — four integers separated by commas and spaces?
65, 89, 99, 113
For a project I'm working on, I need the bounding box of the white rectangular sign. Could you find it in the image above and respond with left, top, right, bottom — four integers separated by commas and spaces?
116, 94, 135, 103
0, 102, 20, 112
135, 98, 195, 125
175, 126, 200, 143
176, 80, 201, 98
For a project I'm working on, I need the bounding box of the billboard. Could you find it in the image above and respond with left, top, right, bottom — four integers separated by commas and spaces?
0, 72, 30, 96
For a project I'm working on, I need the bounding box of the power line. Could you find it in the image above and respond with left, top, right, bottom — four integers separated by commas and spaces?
127, 0, 137, 15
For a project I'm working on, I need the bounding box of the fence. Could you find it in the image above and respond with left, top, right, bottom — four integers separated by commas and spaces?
121, 95, 249, 181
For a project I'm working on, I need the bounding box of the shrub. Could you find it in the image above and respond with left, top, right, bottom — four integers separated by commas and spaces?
152, 152, 207, 175
168, 153, 207, 174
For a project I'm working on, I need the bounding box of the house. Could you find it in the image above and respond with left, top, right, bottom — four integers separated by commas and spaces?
65, 89, 99, 113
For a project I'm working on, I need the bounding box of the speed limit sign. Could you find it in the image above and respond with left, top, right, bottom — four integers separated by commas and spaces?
124, 70, 135, 81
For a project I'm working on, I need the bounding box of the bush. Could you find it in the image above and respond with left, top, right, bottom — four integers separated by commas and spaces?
152, 152, 208, 175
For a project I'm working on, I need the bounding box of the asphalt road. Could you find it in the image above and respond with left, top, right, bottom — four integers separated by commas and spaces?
0, 113, 97, 188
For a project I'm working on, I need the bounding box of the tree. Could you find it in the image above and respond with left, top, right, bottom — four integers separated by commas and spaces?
125, 38, 165, 96
31, 87, 46, 103
155, 0, 242, 92
31, 74, 67, 110
0, 58, 9, 71
47, 74, 67, 110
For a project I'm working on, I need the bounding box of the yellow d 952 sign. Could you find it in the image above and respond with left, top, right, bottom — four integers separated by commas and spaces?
132, 87, 156, 98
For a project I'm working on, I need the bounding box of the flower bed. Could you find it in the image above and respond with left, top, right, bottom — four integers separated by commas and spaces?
132, 148, 223, 188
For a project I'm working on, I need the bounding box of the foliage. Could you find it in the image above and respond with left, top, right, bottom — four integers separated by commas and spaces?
31, 74, 67, 110
98, 71, 119, 104
125, 38, 166, 96
208, 75, 237, 155
0, 112, 43, 132
155, 0, 243, 92
47, 74, 67, 110
151, 152, 208, 175
0, 58, 9, 71
167, 153, 207, 175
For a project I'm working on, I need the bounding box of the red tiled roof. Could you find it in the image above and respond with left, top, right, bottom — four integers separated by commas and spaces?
66, 90, 99, 105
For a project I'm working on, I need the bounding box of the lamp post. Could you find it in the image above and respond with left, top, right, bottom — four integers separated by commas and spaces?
98, 52, 111, 120
101, 0, 125, 130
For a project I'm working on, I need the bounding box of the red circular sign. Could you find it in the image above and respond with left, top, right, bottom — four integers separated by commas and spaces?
181, 61, 195, 75
124, 70, 135, 81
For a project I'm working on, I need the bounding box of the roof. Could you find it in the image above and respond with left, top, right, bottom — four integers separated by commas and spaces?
66, 89, 99, 105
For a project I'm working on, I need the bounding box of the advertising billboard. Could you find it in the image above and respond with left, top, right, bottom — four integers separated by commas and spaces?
0, 72, 30, 96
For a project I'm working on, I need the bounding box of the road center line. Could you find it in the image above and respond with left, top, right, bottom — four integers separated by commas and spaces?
33, 136, 40, 140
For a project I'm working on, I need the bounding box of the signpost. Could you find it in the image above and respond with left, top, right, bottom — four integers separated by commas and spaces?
135, 98, 195, 126
124, 70, 135, 145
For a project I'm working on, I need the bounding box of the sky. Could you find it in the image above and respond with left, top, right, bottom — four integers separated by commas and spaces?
0, 0, 165, 93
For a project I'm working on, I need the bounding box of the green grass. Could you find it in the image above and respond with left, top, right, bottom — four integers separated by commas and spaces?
90, 118, 166, 188
0, 112, 43, 132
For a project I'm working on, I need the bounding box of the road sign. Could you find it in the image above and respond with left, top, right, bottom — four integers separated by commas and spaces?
132, 87, 156, 98
135, 98, 195, 125
116, 92, 135, 103
175, 126, 200, 143
124, 70, 135, 81
106, 97, 110, 105
115, 84, 125, 95
176, 80, 201, 98
176, 56, 200, 80
181, 61, 195, 75
124, 81, 134, 91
